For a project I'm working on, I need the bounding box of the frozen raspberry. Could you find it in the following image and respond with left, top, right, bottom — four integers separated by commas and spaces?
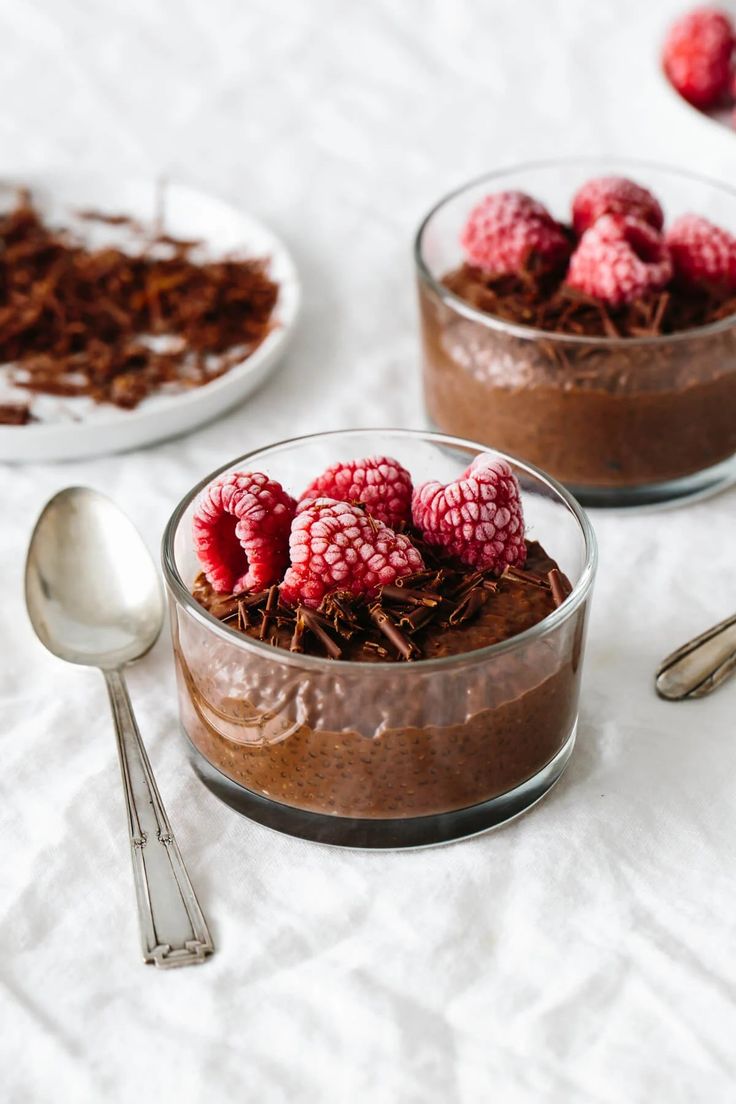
280, 499, 424, 608
666, 213, 736, 289
571, 177, 664, 237
460, 191, 570, 276
411, 454, 526, 573
193, 471, 296, 594
663, 7, 735, 109
566, 215, 673, 306
298, 455, 412, 528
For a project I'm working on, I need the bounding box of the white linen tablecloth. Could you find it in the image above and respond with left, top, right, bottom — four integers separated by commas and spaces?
1, 1, 735, 1100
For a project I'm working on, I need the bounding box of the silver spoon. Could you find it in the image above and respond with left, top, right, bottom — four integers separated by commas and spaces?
25, 486, 214, 968
656, 613, 736, 701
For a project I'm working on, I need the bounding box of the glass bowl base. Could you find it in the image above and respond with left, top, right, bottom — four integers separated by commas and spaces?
183, 724, 576, 850
569, 453, 736, 511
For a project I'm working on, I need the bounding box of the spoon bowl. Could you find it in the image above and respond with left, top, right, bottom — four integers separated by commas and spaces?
25, 486, 163, 669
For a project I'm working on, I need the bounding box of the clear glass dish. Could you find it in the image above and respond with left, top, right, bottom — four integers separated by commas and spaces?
415, 158, 736, 508
162, 429, 597, 848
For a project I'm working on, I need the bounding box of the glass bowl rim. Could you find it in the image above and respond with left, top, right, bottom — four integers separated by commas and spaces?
414, 155, 736, 347
161, 427, 597, 672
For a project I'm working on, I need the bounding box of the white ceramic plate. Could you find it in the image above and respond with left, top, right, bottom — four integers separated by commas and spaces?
0, 174, 300, 462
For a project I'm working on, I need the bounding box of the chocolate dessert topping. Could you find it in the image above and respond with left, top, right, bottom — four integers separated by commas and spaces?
502, 564, 552, 590
547, 568, 572, 608
322, 593, 362, 638
449, 569, 486, 597
0, 191, 279, 411
192, 539, 570, 662
0, 402, 31, 425
398, 604, 437, 633
238, 589, 272, 608
299, 607, 343, 660
443, 264, 736, 338
259, 586, 280, 641
212, 595, 241, 621
380, 583, 441, 607
369, 605, 418, 660
447, 587, 489, 626
289, 612, 306, 654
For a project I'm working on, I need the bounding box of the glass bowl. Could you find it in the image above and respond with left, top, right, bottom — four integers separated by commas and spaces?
415, 158, 736, 508
162, 429, 597, 849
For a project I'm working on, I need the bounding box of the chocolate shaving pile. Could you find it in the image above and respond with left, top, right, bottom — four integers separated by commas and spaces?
0, 191, 279, 413
443, 264, 736, 339
0, 402, 30, 425
193, 539, 568, 663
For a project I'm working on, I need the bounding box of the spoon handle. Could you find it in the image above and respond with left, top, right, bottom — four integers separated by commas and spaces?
655, 613, 736, 701
104, 668, 214, 968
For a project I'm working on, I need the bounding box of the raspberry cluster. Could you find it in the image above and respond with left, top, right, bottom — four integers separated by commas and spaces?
460, 175, 736, 306
192, 453, 527, 610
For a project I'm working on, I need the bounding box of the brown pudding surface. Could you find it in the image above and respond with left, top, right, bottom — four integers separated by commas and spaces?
173, 541, 586, 819
192, 540, 562, 662
421, 266, 736, 488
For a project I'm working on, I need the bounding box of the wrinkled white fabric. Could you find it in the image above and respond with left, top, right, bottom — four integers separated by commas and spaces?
1, 0, 736, 1100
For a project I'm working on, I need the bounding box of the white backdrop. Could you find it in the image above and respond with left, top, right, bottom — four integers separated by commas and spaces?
1, 1, 735, 1101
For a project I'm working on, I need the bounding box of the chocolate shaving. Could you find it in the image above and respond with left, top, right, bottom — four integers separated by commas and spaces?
0, 403, 30, 425
289, 614, 305, 654
547, 568, 571, 608
210, 595, 240, 621
369, 605, 419, 660
651, 291, 670, 334
398, 605, 440, 633
259, 586, 279, 641
448, 587, 488, 625
393, 570, 444, 589
300, 607, 342, 659
449, 570, 486, 598
0, 191, 279, 412
503, 565, 552, 590
323, 593, 362, 637
76, 208, 144, 231
239, 589, 271, 609
380, 583, 441, 607
304, 607, 339, 634
443, 263, 736, 338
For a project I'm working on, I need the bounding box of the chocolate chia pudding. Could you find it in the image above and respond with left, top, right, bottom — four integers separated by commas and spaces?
416, 162, 736, 500
177, 541, 580, 819
419, 269, 736, 488
162, 429, 596, 841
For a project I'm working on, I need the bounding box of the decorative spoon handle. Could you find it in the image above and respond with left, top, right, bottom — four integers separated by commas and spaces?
655, 613, 736, 701
104, 668, 214, 967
